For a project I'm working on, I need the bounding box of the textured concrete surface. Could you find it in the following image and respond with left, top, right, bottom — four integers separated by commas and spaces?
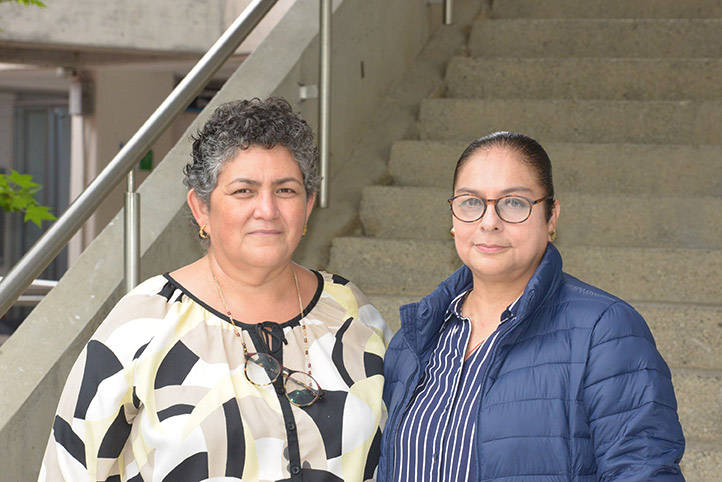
361, 186, 722, 248
389, 141, 722, 196
294, 1, 475, 269
0, 0, 233, 53
419, 99, 722, 144
446, 57, 722, 100
673, 369, 722, 443
490, 0, 722, 19
681, 443, 722, 481
470, 19, 722, 58
640, 304, 722, 370
559, 246, 722, 304
331, 237, 722, 303
346, 3, 722, 478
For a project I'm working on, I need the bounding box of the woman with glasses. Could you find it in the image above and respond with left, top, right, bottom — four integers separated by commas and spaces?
41, 98, 391, 482
379, 132, 684, 481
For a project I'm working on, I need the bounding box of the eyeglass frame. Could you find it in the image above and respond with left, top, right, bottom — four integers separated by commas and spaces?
243, 351, 325, 407
448, 194, 554, 224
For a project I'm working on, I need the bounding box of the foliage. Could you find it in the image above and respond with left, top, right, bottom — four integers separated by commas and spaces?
0, 170, 56, 226
0, 1, 53, 225
0, 0, 46, 7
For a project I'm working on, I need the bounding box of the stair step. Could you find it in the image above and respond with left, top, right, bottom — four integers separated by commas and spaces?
674, 369, 722, 444
388, 141, 722, 196
329, 238, 461, 296
637, 304, 722, 370
489, 0, 722, 19
360, 186, 722, 249
446, 57, 722, 100
371, 295, 722, 372
367, 295, 418, 332
469, 19, 722, 58
683, 442, 722, 481
418, 99, 722, 144
329, 238, 722, 304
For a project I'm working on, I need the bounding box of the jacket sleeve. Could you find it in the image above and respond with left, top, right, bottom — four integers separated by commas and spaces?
583, 301, 685, 481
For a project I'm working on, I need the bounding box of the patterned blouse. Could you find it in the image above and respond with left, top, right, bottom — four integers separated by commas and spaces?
39, 270, 390, 482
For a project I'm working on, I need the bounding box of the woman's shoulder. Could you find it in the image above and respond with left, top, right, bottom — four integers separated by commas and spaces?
554, 272, 652, 341
315, 270, 392, 344
555, 272, 630, 313
316, 270, 368, 304
88, 274, 190, 351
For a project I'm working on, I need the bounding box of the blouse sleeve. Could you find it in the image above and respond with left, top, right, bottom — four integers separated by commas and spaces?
583, 301, 685, 481
38, 283, 166, 482
347, 281, 393, 347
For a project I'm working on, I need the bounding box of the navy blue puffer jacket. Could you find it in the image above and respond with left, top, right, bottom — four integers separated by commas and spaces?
379, 244, 685, 481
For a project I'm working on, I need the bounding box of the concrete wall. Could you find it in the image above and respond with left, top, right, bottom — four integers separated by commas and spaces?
0, 0, 442, 479
76, 68, 176, 251
0, 0, 227, 53
0, 93, 14, 273
0, 93, 12, 174
0, 0, 295, 57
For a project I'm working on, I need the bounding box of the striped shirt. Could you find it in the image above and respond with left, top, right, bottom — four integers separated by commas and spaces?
393, 290, 517, 482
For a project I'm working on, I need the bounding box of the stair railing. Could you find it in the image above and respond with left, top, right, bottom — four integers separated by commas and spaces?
445, 0, 453, 25
0, 0, 290, 317
0, 0, 448, 317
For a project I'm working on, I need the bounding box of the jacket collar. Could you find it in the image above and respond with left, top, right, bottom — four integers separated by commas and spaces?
514, 243, 563, 323
399, 264, 472, 356
399, 243, 563, 355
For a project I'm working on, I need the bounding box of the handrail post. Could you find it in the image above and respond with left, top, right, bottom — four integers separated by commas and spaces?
444, 0, 453, 25
318, 0, 331, 208
124, 170, 140, 293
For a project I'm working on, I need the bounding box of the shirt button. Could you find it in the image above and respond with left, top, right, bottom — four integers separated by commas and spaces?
291, 465, 301, 475
276, 386, 285, 395
286, 422, 296, 431
433, 453, 439, 460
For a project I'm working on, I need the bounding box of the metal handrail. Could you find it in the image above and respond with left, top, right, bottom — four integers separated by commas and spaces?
0, 277, 57, 307
318, 0, 331, 208
0, 0, 448, 317
124, 171, 140, 293
0, 0, 280, 317
444, 0, 453, 25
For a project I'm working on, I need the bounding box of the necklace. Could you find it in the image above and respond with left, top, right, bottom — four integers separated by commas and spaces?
209, 262, 313, 375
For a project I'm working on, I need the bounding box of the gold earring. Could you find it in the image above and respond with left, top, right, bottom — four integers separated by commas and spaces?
302, 224, 307, 236
549, 230, 557, 241
450, 227, 455, 238
199, 225, 210, 239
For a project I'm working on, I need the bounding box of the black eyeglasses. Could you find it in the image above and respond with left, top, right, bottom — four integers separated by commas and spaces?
448, 194, 552, 224
244, 352, 324, 407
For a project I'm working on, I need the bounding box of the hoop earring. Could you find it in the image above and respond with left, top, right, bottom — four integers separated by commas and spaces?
549, 230, 557, 242
450, 227, 455, 238
199, 225, 210, 239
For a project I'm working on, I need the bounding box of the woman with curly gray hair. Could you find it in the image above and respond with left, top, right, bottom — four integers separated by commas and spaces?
41, 97, 390, 482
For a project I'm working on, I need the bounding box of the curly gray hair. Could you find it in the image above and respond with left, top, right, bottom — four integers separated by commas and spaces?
183, 97, 321, 208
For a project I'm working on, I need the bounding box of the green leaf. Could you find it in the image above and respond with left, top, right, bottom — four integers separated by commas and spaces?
9, 169, 38, 189
0, 171, 57, 225
0, 0, 47, 7
8, 193, 31, 211
24, 204, 55, 227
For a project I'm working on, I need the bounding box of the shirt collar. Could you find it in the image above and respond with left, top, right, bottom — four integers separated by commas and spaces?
443, 290, 521, 330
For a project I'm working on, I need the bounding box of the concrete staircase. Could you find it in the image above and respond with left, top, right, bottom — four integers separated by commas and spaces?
328, 0, 722, 479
